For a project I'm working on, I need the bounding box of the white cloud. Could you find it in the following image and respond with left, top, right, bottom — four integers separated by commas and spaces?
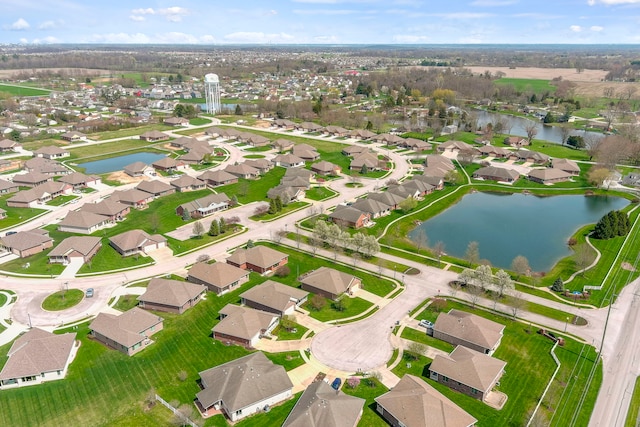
38, 20, 64, 30
129, 15, 145, 22
570, 25, 583, 32
392, 35, 429, 43
7, 18, 31, 31
292, 0, 376, 3
32, 36, 60, 44
223, 31, 296, 43
199, 35, 217, 43
19, 38, 28, 44
130, 6, 189, 22
263, 9, 278, 16
431, 12, 493, 18
155, 32, 199, 43
90, 32, 152, 43
590, 25, 604, 31
293, 8, 361, 14
131, 8, 155, 15
588, 0, 640, 4
471, 0, 518, 6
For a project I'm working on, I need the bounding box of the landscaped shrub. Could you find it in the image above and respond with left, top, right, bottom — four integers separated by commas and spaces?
346, 377, 360, 389
551, 278, 564, 292
593, 210, 631, 240
275, 265, 290, 277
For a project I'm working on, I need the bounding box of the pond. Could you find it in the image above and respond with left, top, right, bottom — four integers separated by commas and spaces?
409, 192, 629, 272
475, 110, 604, 145
78, 152, 168, 174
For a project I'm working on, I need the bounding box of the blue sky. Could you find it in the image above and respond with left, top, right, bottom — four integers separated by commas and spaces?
1, 0, 640, 45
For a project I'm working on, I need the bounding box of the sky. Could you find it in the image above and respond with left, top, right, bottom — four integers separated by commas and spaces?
1, 0, 640, 45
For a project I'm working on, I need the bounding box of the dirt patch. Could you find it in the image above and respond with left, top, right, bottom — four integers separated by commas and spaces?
621, 262, 636, 272
106, 171, 146, 185
465, 66, 608, 82
573, 81, 640, 99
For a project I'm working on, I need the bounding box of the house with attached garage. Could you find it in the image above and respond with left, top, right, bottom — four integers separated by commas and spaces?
300, 267, 361, 300
137, 278, 206, 314
240, 280, 308, 317
0, 328, 78, 390
33, 146, 70, 160
80, 199, 130, 222
176, 192, 230, 219
0, 229, 53, 258
170, 175, 207, 192
328, 205, 370, 229
89, 307, 164, 356
110, 188, 154, 209
108, 229, 167, 257
195, 352, 293, 421
48, 236, 102, 264
57, 210, 112, 234
198, 169, 238, 187
187, 262, 250, 295
226, 245, 288, 274
432, 309, 505, 355
136, 179, 175, 198
212, 305, 279, 348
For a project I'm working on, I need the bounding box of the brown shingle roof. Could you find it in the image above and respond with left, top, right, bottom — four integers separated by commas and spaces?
136, 179, 174, 195
58, 211, 109, 229
109, 229, 166, 253
300, 267, 358, 296
226, 246, 288, 269
434, 309, 505, 351
48, 236, 102, 257
0, 230, 52, 252
81, 199, 129, 216
212, 305, 279, 342
188, 262, 249, 289
240, 280, 308, 314
137, 278, 206, 308
375, 375, 477, 427
89, 307, 163, 348
430, 346, 506, 393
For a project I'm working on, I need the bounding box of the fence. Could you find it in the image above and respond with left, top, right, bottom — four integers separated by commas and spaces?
155, 394, 200, 427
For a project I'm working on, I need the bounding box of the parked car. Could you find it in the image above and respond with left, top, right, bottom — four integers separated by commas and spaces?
85, 288, 94, 298
418, 319, 433, 328
5, 231, 17, 236
331, 377, 342, 390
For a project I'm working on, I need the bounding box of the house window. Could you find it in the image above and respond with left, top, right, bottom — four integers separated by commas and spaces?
472, 388, 478, 394
443, 376, 449, 382
235, 409, 242, 416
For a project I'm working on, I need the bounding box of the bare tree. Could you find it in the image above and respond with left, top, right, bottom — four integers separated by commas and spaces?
192, 221, 205, 239
508, 291, 526, 319
467, 284, 483, 309
405, 342, 426, 360
433, 241, 446, 267
414, 228, 428, 253
308, 236, 320, 256
511, 255, 531, 279
584, 134, 602, 161
465, 241, 480, 266
525, 123, 538, 142
449, 281, 462, 297
573, 243, 592, 276
559, 124, 572, 146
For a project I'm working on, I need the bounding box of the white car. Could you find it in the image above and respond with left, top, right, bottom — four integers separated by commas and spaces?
418, 319, 433, 328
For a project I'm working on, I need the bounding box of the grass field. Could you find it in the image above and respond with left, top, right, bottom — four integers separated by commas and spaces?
0, 192, 47, 230
41, 289, 84, 311
0, 83, 51, 96
342, 378, 389, 427
495, 78, 557, 94
625, 376, 640, 427
302, 296, 373, 322
400, 326, 455, 352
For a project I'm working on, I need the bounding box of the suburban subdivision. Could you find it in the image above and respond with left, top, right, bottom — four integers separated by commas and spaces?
0, 43, 639, 427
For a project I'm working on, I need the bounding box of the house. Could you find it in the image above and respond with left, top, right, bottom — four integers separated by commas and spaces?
33, 146, 70, 159
437, 140, 475, 154
342, 145, 370, 157
367, 191, 405, 210
433, 309, 505, 355
267, 185, 305, 203
282, 380, 365, 427
0, 328, 78, 390
349, 129, 376, 140
292, 144, 320, 161
80, 199, 130, 221
413, 174, 445, 190
272, 138, 295, 152
240, 280, 308, 316
164, 116, 189, 127
478, 145, 511, 158
140, 130, 170, 142
300, 267, 361, 300
187, 262, 250, 295
48, 236, 102, 264
8, 181, 74, 208
204, 126, 225, 138
551, 158, 581, 175
226, 245, 288, 274
195, 352, 293, 421
402, 138, 432, 151
111, 188, 154, 209
272, 153, 305, 168
0, 179, 19, 194
0, 229, 53, 258
89, 307, 164, 356
24, 157, 69, 176
199, 169, 238, 187
528, 168, 573, 185
328, 205, 370, 229
170, 136, 201, 150
225, 163, 260, 179
282, 168, 313, 187
123, 161, 153, 177
176, 192, 230, 218
350, 152, 380, 171
311, 160, 341, 176
374, 374, 477, 427
60, 131, 86, 142
273, 119, 296, 129
218, 127, 242, 140
623, 173, 640, 187
442, 124, 459, 135
170, 175, 206, 192
504, 136, 529, 147
212, 305, 279, 348
137, 278, 206, 314
58, 172, 100, 189
371, 133, 405, 146
512, 149, 549, 164
244, 158, 273, 174
136, 180, 175, 198
0, 139, 21, 152
151, 157, 187, 173
12, 172, 52, 187
296, 121, 323, 133
58, 211, 111, 234
242, 133, 270, 147
350, 198, 391, 218
324, 125, 349, 137
473, 166, 520, 183
109, 229, 167, 257
429, 346, 507, 401
424, 155, 455, 178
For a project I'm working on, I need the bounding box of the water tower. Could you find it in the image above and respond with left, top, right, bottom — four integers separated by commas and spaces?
203, 73, 221, 115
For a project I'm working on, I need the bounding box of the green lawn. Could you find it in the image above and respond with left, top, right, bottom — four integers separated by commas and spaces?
342, 378, 389, 427
495, 78, 557, 94
215, 168, 286, 204
87, 124, 174, 140
113, 294, 140, 312
263, 351, 306, 371
66, 138, 166, 160
305, 186, 338, 201
41, 289, 84, 311
0, 192, 47, 230
625, 376, 640, 427
251, 201, 309, 221
400, 327, 455, 353
76, 241, 153, 275
0, 83, 51, 96
0, 273, 310, 427
303, 296, 373, 322
272, 323, 309, 341
46, 195, 77, 206
189, 117, 211, 126
391, 352, 433, 379
0, 246, 66, 276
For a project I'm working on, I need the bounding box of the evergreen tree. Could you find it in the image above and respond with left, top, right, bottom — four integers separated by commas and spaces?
181, 208, 191, 221
209, 219, 219, 236
360, 164, 369, 175
551, 278, 565, 292
269, 198, 277, 214
219, 217, 226, 233
235, 104, 243, 115
275, 196, 283, 212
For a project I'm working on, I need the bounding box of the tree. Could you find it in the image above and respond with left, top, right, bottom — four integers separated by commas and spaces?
413, 228, 428, 253
405, 342, 426, 360
314, 220, 331, 242
361, 235, 380, 258
171, 403, 198, 427
594, 210, 630, 239
181, 209, 191, 221
218, 217, 226, 233
268, 198, 278, 214
234, 104, 243, 115
246, 239, 255, 248
433, 241, 446, 267
508, 291, 526, 319
543, 112, 556, 124
525, 123, 538, 142
457, 268, 475, 287
309, 294, 326, 311
588, 167, 610, 188
494, 269, 514, 297
559, 124, 572, 146
237, 181, 249, 197
511, 255, 531, 279
573, 243, 592, 276
351, 232, 366, 254
149, 212, 160, 233
230, 194, 238, 206
208, 219, 220, 236
398, 196, 418, 213
567, 135, 585, 149
346, 377, 361, 389
254, 204, 269, 217
551, 277, 565, 292
467, 283, 483, 308
280, 315, 295, 331
475, 265, 493, 291
192, 221, 205, 239
465, 241, 480, 266
360, 164, 368, 175
332, 297, 351, 312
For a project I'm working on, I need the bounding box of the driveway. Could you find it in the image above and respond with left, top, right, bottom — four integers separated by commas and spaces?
310, 267, 453, 372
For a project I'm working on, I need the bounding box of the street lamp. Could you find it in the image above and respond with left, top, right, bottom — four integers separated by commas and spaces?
564, 317, 569, 332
